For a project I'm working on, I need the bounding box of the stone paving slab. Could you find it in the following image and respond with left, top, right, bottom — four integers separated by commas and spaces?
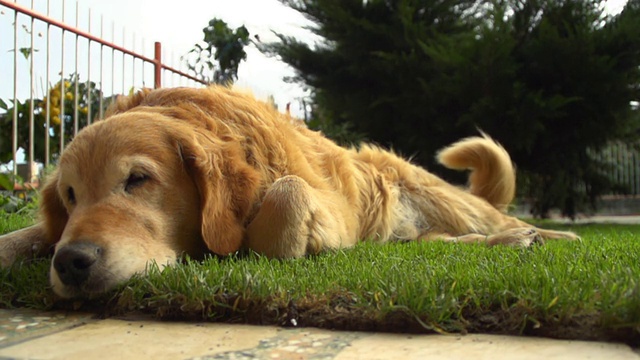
336, 333, 639, 360
0, 308, 95, 348
0, 309, 638, 360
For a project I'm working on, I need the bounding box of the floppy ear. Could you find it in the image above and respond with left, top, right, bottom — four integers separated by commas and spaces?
39, 170, 68, 245
178, 130, 260, 255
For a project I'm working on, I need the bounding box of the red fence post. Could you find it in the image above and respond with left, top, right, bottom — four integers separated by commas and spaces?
154, 41, 162, 89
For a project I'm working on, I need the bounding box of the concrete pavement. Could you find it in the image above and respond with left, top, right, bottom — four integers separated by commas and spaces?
0, 309, 638, 360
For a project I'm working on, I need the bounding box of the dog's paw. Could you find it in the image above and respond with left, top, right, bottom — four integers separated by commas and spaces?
487, 228, 544, 247
248, 175, 351, 257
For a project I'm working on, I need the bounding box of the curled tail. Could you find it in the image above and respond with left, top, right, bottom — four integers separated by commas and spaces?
436, 133, 516, 212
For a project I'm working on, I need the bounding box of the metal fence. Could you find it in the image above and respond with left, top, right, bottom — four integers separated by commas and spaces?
0, 0, 207, 186
594, 141, 640, 196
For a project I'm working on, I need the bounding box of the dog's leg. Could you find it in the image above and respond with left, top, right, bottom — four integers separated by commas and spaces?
246, 175, 355, 258
0, 224, 50, 267
401, 178, 580, 245
422, 226, 579, 247
482, 228, 545, 246
535, 228, 580, 241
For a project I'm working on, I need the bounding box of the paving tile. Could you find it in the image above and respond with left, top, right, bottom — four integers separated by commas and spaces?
192, 326, 363, 360
0, 319, 280, 360
0, 308, 95, 348
0, 316, 638, 360
0, 319, 361, 360
336, 332, 639, 360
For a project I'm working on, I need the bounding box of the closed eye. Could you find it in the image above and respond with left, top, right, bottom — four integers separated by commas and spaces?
125, 173, 150, 193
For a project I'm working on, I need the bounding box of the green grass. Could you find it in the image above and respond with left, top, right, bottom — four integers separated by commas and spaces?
0, 210, 37, 233
1, 214, 639, 344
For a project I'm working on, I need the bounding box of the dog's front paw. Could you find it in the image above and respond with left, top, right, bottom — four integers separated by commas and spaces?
247, 175, 317, 257
247, 175, 352, 258
486, 228, 543, 247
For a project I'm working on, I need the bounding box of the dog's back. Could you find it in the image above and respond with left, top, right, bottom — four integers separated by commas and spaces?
437, 134, 516, 212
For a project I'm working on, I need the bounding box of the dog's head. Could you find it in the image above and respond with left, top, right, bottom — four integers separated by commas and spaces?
43, 89, 260, 298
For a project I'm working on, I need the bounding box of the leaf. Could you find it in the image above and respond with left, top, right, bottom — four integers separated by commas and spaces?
0, 173, 14, 191
0, 98, 7, 110
19, 47, 34, 60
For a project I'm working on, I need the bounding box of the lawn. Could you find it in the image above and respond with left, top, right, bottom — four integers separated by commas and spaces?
1, 213, 639, 345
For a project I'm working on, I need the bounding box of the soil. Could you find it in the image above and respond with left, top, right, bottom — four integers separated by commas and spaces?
51, 290, 640, 347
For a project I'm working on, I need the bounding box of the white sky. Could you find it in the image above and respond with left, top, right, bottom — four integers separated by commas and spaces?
0, 0, 630, 120
0, 0, 319, 118
86, 0, 320, 116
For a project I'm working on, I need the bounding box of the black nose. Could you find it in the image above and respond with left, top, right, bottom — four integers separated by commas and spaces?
53, 243, 103, 287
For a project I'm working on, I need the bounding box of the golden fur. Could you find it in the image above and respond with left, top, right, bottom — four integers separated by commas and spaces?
0, 86, 578, 298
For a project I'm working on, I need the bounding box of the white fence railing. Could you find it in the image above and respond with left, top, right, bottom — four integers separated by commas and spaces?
0, 0, 207, 187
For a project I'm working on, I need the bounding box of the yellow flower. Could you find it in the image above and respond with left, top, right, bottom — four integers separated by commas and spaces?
64, 81, 71, 88
51, 115, 61, 125
50, 107, 60, 117
65, 92, 73, 101
80, 107, 88, 115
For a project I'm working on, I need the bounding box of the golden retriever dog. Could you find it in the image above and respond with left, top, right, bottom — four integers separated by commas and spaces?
0, 86, 578, 298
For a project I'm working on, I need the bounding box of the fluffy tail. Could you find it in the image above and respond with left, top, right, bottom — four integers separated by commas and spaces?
436, 133, 516, 212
